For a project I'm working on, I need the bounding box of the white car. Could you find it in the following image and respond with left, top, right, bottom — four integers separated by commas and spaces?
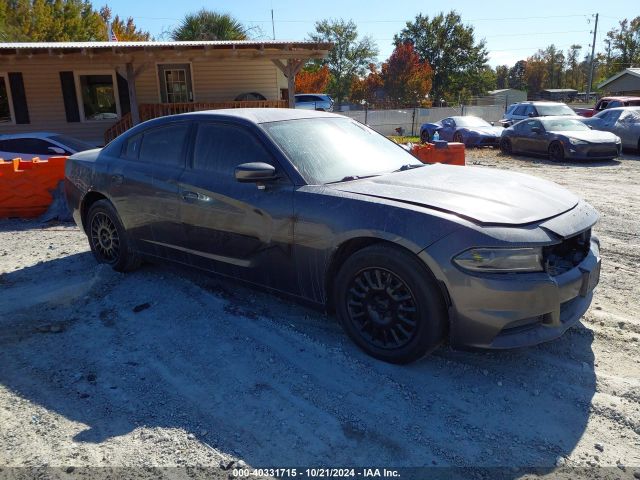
0, 132, 94, 160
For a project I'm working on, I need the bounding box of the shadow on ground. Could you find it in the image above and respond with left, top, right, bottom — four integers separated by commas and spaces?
0, 253, 597, 477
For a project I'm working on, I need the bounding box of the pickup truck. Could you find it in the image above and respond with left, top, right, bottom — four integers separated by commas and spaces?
577, 96, 640, 117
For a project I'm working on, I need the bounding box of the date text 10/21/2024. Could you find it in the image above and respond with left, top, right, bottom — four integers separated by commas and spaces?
232, 468, 401, 478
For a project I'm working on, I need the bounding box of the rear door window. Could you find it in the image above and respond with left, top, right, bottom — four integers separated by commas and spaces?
513, 105, 527, 116
0, 138, 55, 155
138, 123, 189, 166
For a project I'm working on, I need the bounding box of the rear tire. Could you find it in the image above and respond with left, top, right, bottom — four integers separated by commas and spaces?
549, 141, 565, 161
500, 137, 512, 155
334, 244, 447, 364
453, 132, 463, 143
86, 200, 141, 272
420, 130, 430, 143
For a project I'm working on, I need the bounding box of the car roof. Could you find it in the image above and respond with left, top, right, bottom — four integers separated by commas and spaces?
600, 96, 640, 101
597, 106, 640, 112
174, 107, 338, 124
517, 101, 568, 106
0, 132, 58, 140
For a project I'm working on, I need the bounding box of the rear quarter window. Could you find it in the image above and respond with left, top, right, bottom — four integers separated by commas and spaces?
138, 123, 190, 166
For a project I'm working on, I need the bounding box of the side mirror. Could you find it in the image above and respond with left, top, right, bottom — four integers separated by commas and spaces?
235, 162, 278, 183
531, 127, 542, 134
528, 112, 535, 117
587, 125, 593, 129
490, 121, 495, 126
48, 146, 66, 155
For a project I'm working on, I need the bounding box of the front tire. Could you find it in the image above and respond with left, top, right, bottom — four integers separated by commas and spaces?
549, 141, 565, 161
420, 130, 430, 143
453, 132, 464, 144
86, 200, 141, 272
334, 245, 447, 364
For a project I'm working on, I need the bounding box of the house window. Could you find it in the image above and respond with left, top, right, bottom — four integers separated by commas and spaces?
0, 75, 12, 123
158, 64, 193, 103
78, 74, 118, 121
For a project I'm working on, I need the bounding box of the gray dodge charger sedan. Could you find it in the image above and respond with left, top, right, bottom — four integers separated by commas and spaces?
65, 109, 601, 364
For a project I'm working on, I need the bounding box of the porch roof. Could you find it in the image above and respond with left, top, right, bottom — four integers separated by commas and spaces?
0, 40, 332, 59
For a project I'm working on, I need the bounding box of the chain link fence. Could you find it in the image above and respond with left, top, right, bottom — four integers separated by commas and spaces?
340, 105, 507, 136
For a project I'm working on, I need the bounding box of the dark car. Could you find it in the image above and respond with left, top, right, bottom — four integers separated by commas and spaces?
420, 116, 503, 146
581, 107, 640, 151
65, 109, 601, 364
500, 117, 621, 161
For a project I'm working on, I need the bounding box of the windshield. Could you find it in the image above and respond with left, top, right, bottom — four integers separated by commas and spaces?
49, 135, 94, 152
535, 104, 575, 116
262, 117, 422, 184
541, 118, 590, 132
455, 117, 491, 128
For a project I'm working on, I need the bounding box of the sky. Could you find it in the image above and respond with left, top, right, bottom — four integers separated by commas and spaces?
95, 0, 633, 67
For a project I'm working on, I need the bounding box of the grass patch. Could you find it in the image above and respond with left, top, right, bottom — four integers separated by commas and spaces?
388, 135, 420, 145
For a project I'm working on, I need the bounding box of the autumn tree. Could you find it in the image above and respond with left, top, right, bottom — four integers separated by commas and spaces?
395, 11, 489, 102
381, 42, 433, 105
349, 63, 383, 105
524, 54, 547, 94
100, 5, 150, 41
295, 65, 331, 93
1, 0, 105, 41
308, 19, 378, 104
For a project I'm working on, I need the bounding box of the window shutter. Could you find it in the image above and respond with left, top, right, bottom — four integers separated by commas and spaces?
8, 72, 30, 124
59, 71, 80, 122
117, 72, 130, 115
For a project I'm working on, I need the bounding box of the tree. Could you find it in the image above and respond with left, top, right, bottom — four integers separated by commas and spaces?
350, 63, 383, 105
606, 17, 640, 70
541, 44, 565, 89
308, 19, 378, 104
524, 54, 547, 94
380, 42, 433, 105
1, 0, 105, 41
295, 65, 331, 93
172, 9, 247, 41
508, 60, 527, 90
100, 5, 150, 41
395, 11, 489, 102
565, 44, 583, 90
495, 65, 509, 89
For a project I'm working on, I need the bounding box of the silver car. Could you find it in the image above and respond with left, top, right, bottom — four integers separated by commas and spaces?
582, 107, 640, 151
294, 93, 334, 111
500, 101, 576, 127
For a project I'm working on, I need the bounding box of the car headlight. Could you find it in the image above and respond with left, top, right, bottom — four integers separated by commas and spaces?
615, 137, 622, 144
568, 137, 588, 145
453, 247, 543, 273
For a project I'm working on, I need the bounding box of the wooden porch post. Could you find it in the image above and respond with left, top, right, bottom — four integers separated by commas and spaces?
125, 62, 141, 125
272, 59, 305, 108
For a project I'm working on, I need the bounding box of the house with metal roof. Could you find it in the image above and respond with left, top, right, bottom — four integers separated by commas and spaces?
598, 68, 640, 96
539, 89, 578, 101
0, 40, 331, 145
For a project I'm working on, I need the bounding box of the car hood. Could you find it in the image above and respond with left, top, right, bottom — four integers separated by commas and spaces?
330, 165, 579, 225
552, 130, 618, 143
465, 126, 504, 136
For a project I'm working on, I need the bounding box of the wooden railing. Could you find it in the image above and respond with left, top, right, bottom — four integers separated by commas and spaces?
104, 100, 288, 144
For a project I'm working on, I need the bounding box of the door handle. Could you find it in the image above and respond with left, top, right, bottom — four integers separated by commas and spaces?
181, 191, 199, 201
111, 174, 123, 185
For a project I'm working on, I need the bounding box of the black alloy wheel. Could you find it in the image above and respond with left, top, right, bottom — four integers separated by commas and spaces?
549, 141, 565, 161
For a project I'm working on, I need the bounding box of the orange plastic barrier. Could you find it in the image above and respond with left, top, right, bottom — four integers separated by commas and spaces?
0, 156, 67, 218
411, 142, 465, 166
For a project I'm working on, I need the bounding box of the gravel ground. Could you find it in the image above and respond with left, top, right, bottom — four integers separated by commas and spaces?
0, 150, 639, 479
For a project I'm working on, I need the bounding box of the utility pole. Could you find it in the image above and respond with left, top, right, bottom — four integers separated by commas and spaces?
271, 9, 276, 40
587, 13, 599, 101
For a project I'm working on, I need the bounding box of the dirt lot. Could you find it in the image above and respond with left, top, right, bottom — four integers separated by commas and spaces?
1, 150, 639, 479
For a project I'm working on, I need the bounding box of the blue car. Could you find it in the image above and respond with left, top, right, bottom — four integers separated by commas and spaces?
420, 116, 504, 147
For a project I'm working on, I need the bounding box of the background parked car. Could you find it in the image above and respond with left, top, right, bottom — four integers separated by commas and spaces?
577, 96, 640, 118
420, 116, 503, 146
0, 132, 94, 160
500, 117, 621, 161
294, 93, 333, 111
499, 101, 576, 127
581, 107, 640, 151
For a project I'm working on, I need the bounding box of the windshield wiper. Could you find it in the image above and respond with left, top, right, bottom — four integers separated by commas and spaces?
325, 174, 381, 184
392, 164, 426, 172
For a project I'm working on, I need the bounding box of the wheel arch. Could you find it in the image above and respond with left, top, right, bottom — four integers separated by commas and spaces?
324, 235, 447, 312
80, 191, 110, 232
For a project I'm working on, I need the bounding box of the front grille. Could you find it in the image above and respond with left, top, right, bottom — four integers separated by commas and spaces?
586, 146, 618, 157
544, 229, 591, 276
